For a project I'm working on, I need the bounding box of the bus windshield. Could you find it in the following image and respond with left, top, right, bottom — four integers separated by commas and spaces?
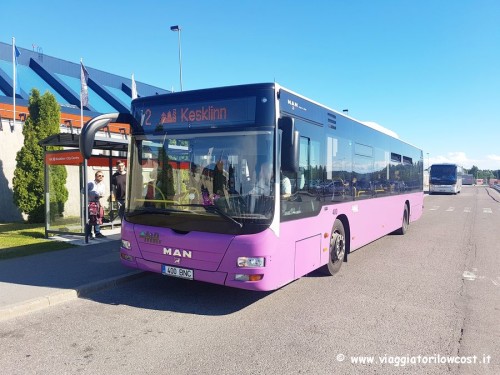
430, 165, 458, 185
126, 129, 275, 230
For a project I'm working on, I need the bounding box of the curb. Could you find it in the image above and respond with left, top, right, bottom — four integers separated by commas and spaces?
0, 270, 145, 322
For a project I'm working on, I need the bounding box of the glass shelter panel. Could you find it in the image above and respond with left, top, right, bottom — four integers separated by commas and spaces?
46, 163, 84, 234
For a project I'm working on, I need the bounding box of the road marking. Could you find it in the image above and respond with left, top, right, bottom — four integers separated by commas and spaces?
463, 270, 477, 281
427, 207, 493, 213
463, 270, 499, 286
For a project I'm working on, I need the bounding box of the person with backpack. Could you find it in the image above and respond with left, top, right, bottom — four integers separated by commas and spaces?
86, 170, 106, 239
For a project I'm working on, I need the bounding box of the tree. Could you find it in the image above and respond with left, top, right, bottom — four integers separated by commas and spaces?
49, 162, 68, 220
481, 170, 494, 182
468, 165, 479, 179
12, 89, 68, 223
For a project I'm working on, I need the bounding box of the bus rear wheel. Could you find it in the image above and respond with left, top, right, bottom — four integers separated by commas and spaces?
321, 219, 346, 276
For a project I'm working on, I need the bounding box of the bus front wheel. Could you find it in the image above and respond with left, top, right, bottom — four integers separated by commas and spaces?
321, 219, 346, 276
395, 204, 409, 235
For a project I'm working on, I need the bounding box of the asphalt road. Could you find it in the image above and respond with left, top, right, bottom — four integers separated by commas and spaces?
1, 186, 498, 375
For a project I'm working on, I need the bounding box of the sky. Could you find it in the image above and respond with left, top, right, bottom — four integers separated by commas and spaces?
2, 0, 499, 170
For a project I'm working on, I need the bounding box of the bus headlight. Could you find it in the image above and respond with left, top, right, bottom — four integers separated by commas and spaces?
237, 257, 265, 268
121, 239, 131, 250
235, 274, 264, 282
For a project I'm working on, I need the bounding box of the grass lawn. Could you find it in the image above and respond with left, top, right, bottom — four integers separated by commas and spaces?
0, 223, 76, 260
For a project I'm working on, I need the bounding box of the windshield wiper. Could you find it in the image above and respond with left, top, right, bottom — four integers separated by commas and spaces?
174, 203, 243, 228
205, 205, 243, 228
127, 207, 185, 217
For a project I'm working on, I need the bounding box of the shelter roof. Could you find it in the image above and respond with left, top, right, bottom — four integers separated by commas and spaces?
39, 133, 128, 152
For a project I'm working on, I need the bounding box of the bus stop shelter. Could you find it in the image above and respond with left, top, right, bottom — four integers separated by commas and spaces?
39, 132, 128, 242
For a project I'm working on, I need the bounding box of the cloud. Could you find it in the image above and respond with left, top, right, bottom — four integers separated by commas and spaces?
429, 152, 500, 170
487, 154, 500, 162
430, 152, 472, 166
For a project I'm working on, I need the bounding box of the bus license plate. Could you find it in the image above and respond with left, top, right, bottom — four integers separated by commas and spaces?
162, 265, 193, 280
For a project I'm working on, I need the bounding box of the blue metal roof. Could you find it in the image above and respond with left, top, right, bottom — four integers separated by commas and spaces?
0, 41, 169, 116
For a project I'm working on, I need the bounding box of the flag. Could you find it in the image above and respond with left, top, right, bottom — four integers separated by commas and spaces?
131, 73, 138, 100
14, 43, 21, 95
15, 46, 20, 63
80, 61, 89, 107
12, 37, 20, 126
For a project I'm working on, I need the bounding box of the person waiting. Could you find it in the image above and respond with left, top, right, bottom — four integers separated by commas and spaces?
111, 160, 126, 219
87, 170, 106, 239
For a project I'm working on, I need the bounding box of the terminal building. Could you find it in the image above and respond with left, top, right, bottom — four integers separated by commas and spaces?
0, 41, 169, 222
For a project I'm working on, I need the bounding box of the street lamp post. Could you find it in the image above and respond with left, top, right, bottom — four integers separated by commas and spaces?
170, 25, 183, 91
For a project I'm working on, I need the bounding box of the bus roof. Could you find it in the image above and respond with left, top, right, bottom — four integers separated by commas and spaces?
275, 83, 413, 145
134, 82, 419, 148
361, 121, 399, 139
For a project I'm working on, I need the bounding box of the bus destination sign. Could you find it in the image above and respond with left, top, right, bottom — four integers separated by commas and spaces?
137, 97, 256, 130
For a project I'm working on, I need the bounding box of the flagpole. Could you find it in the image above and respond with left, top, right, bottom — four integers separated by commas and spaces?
80, 58, 88, 242
131, 73, 138, 100
80, 58, 84, 130
12, 37, 16, 127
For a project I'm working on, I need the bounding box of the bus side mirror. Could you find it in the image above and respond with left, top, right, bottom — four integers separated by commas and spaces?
80, 113, 138, 159
279, 116, 299, 173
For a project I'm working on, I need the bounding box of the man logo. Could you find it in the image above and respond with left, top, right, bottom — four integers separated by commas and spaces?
140, 231, 161, 244
163, 247, 192, 258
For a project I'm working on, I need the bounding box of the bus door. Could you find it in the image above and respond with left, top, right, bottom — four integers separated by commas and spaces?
293, 136, 321, 277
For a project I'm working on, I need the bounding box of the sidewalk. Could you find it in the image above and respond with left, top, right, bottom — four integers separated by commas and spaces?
0, 227, 144, 322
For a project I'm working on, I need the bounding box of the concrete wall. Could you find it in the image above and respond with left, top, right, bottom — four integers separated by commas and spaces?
0, 119, 25, 221
0, 119, 112, 222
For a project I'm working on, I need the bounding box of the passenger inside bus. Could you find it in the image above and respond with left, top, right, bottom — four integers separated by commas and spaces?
251, 162, 272, 195
212, 158, 227, 196
280, 171, 292, 198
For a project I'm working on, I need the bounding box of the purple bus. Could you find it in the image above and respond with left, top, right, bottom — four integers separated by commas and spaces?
80, 83, 424, 291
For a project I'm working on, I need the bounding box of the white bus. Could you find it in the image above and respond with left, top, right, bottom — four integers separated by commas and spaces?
429, 164, 463, 194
